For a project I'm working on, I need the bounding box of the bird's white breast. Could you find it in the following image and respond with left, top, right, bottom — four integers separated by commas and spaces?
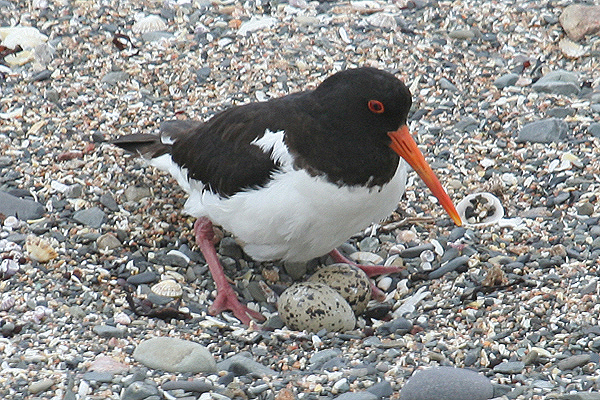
150, 130, 407, 262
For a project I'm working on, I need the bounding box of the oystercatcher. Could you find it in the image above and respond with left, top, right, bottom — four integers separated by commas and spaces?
113, 67, 462, 325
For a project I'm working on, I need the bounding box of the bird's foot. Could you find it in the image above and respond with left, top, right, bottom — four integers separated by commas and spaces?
209, 286, 266, 325
328, 248, 403, 302
328, 248, 403, 277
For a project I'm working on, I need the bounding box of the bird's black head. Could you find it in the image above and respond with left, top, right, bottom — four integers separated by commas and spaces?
311, 67, 412, 140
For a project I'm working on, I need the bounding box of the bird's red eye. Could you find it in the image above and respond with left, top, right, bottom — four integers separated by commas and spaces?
368, 100, 385, 114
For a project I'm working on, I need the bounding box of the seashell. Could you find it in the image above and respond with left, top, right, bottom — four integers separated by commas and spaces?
349, 251, 384, 265
114, 312, 132, 325
0, 259, 20, 277
558, 37, 586, 59
455, 192, 504, 228
0, 26, 48, 50
132, 15, 167, 34
0, 295, 15, 311
151, 279, 183, 298
3, 216, 20, 229
26, 235, 58, 263
396, 230, 417, 243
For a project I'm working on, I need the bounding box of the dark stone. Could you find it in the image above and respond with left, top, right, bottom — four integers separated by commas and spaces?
0, 191, 45, 220
516, 118, 568, 143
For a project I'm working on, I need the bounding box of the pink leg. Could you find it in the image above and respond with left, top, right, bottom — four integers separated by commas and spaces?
329, 248, 404, 302
194, 217, 265, 324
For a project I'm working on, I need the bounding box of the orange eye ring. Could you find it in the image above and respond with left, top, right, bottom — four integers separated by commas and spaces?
368, 100, 385, 114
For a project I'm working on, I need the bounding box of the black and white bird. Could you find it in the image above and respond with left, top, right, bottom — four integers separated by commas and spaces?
113, 67, 462, 325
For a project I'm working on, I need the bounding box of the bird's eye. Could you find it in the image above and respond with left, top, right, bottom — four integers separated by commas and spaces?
368, 100, 385, 114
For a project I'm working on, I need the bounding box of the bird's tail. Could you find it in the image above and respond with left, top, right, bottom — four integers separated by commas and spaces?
111, 120, 203, 159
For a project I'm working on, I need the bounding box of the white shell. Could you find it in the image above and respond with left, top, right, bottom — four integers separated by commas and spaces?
132, 15, 167, 34
558, 37, 586, 58
0, 26, 48, 49
277, 282, 355, 333
307, 264, 371, 314
3, 216, 20, 229
456, 192, 504, 228
151, 279, 183, 298
26, 235, 58, 263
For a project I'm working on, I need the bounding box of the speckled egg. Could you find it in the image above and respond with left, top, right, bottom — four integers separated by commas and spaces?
277, 282, 355, 333
307, 263, 372, 315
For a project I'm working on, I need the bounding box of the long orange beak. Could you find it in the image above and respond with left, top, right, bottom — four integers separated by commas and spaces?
388, 125, 462, 226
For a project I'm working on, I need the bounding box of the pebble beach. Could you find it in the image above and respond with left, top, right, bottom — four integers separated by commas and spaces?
2, 0, 600, 399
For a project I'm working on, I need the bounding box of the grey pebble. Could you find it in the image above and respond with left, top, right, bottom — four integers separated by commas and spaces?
0, 190, 45, 220
493, 361, 525, 374
83, 371, 114, 383
309, 348, 342, 367
560, 393, 600, 400
588, 123, 600, 138
400, 366, 493, 400
399, 243, 434, 258
133, 337, 216, 373
101, 71, 130, 85
127, 271, 158, 285
439, 77, 459, 92
218, 236, 244, 259
73, 207, 105, 228
334, 392, 378, 400
217, 353, 277, 376
516, 118, 568, 143
283, 260, 308, 280
121, 381, 158, 400
557, 354, 591, 370
28, 379, 54, 394
532, 69, 579, 95
161, 380, 214, 393
546, 107, 575, 118
30, 69, 53, 82
366, 380, 393, 398
93, 324, 126, 338
448, 29, 475, 40
493, 73, 519, 89
428, 256, 469, 279
455, 116, 479, 133
100, 192, 119, 211
125, 186, 152, 202
97, 233, 121, 250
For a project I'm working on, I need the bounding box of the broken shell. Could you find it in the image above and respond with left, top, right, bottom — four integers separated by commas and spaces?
26, 235, 58, 263
3, 216, 20, 229
0, 259, 20, 277
456, 192, 504, 228
151, 279, 183, 298
558, 37, 586, 59
132, 15, 167, 34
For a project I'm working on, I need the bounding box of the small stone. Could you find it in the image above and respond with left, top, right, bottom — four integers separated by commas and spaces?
428, 256, 469, 279
559, 4, 600, 41
93, 324, 126, 338
588, 123, 600, 138
28, 379, 54, 394
121, 381, 158, 400
83, 371, 114, 383
30, 69, 52, 82
333, 392, 378, 400
399, 243, 434, 258
516, 118, 568, 143
73, 207, 105, 228
133, 337, 217, 373
127, 271, 159, 285
493, 361, 525, 374
578, 202, 595, 216
448, 29, 475, 40
97, 233, 121, 250
400, 366, 493, 400
141, 31, 174, 42
283, 261, 308, 280
532, 70, 579, 96
124, 186, 152, 202
161, 380, 214, 393
366, 380, 393, 398
557, 354, 591, 370
455, 117, 479, 133
217, 353, 277, 376
0, 191, 45, 220
439, 78, 458, 92
101, 71, 129, 85
100, 192, 119, 211
493, 73, 519, 89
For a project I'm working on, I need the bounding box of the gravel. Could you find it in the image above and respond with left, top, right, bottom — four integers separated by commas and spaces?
2, 0, 600, 399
